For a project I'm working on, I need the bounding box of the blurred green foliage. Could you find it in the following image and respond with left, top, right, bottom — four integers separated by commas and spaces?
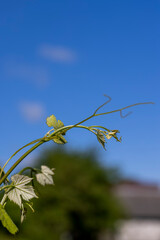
0, 148, 123, 240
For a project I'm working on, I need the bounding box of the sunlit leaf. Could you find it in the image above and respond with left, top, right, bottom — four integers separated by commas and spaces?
105, 134, 112, 140
36, 165, 55, 186
103, 129, 121, 142
36, 173, 53, 186
0, 204, 18, 234
57, 120, 64, 128
41, 165, 54, 175
6, 175, 38, 207
46, 115, 58, 128
109, 130, 121, 142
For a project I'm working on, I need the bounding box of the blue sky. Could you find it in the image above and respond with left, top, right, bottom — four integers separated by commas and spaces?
0, 0, 159, 183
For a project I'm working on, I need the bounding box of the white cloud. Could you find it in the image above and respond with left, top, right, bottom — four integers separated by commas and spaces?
38, 45, 77, 63
4, 60, 50, 88
19, 101, 45, 123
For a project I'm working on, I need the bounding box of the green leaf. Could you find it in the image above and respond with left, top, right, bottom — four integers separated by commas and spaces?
46, 115, 58, 128
0, 204, 18, 234
53, 135, 67, 144
46, 115, 65, 133
57, 120, 64, 128
96, 130, 106, 150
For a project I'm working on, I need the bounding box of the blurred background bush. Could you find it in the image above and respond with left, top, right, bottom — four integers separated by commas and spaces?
0, 148, 123, 240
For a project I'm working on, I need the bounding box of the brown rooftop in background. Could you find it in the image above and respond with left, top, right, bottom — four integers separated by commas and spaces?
114, 180, 160, 219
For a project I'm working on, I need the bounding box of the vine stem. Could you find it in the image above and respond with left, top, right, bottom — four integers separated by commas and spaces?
70, 101, 154, 129
0, 101, 154, 185
1, 194, 7, 206
0, 125, 96, 185
18, 167, 37, 175
95, 102, 154, 117
0, 138, 44, 178
0, 141, 45, 185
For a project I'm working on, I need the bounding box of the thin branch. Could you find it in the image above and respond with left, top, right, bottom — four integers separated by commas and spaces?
0, 137, 44, 177
0, 96, 154, 185
95, 102, 154, 117
73, 96, 154, 127
93, 94, 112, 115
120, 110, 132, 118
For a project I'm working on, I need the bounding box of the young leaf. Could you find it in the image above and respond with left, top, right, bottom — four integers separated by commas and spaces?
36, 165, 54, 186
6, 175, 38, 207
46, 115, 58, 128
111, 130, 122, 142
103, 130, 121, 142
46, 115, 65, 133
57, 120, 64, 129
0, 204, 18, 234
109, 130, 121, 142
96, 130, 106, 150
105, 133, 112, 140
53, 134, 67, 144
41, 165, 55, 175
21, 206, 27, 223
